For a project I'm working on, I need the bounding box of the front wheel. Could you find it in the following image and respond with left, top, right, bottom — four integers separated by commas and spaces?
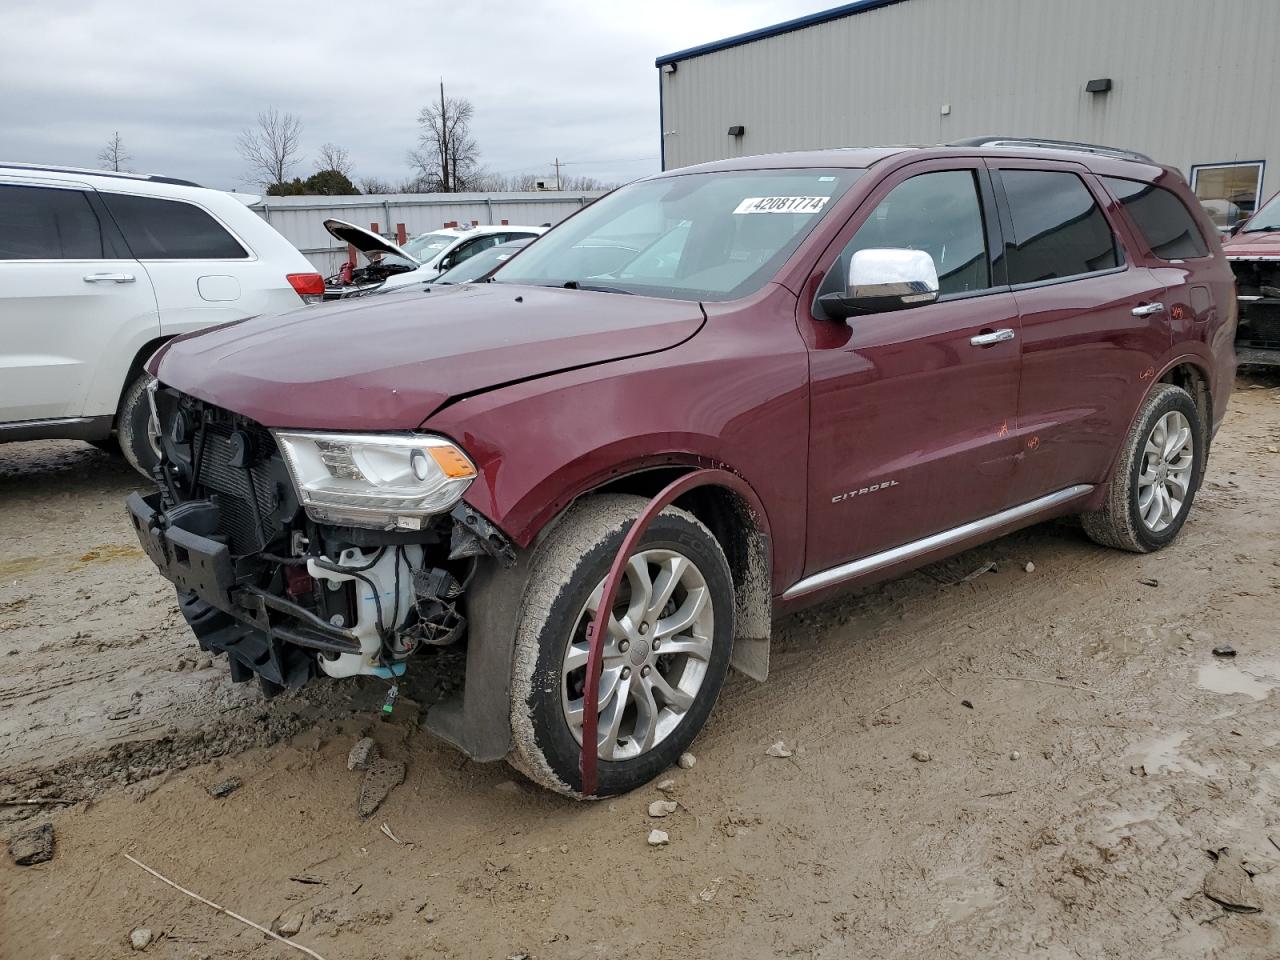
117, 372, 161, 480
508, 495, 734, 798
1082, 383, 1203, 553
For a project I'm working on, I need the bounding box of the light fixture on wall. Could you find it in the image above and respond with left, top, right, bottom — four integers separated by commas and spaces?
1085, 78, 1112, 94
728, 125, 745, 137
662, 62, 677, 75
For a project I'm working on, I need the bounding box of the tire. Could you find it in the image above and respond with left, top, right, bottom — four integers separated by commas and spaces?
117, 372, 160, 480
508, 494, 734, 798
1082, 383, 1204, 553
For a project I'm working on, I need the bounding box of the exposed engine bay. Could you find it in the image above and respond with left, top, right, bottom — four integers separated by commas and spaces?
323, 254, 417, 300
128, 387, 513, 697
1229, 257, 1280, 363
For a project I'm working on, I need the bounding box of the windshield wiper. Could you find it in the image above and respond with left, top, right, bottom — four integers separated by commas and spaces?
562, 280, 633, 295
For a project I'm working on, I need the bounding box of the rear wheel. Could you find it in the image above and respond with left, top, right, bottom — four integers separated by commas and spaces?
1082, 383, 1203, 553
508, 495, 734, 798
117, 372, 160, 479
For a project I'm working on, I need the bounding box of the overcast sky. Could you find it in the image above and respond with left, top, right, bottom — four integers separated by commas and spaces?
0, 1, 828, 193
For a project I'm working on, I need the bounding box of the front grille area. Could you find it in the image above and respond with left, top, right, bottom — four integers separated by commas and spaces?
197, 420, 285, 554
151, 387, 299, 557
1238, 301, 1280, 351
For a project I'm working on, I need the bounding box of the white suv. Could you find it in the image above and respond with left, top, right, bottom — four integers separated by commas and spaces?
0, 162, 322, 475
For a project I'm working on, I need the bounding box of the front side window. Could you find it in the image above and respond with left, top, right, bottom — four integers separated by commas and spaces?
100, 193, 247, 259
495, 168, 863, 301
0, 184, 111, 260
822, 170, 991, 298
999, 170, 1119, 285
1104, 177, 1209, 260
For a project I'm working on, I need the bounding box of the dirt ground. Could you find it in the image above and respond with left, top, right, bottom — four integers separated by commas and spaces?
2, 373, 1279, 960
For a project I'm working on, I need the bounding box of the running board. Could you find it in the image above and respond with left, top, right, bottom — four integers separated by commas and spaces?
782, 484, 1094, 600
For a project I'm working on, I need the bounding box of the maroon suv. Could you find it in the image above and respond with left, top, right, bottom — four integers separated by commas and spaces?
130, 138, 1235, 797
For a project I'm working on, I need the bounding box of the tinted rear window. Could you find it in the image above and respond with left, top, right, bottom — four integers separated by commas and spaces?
1104, 177, 1209, 260
0, 184, 112, 260
102, 193, 248, 259
999, 170, 1119, 284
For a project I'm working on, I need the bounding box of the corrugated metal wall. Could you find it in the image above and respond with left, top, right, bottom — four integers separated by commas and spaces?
252, 191, 605, 274
660, 0, 1279, 198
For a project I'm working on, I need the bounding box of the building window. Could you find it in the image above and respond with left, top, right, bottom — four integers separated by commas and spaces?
1190, 162, 1265, 233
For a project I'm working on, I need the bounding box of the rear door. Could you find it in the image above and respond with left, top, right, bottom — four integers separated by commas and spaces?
97, 191, 259, 339
0, 181, 158, 423
989, 161, 1171, 504
802, 161, 1025, 576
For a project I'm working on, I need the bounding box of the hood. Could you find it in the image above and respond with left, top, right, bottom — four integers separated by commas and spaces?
154, 284, 705, 430
1223, 228, 1280, 259
323, 218, 418, 264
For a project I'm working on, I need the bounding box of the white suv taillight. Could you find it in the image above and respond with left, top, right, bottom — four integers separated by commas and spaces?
287, 272, 325, 303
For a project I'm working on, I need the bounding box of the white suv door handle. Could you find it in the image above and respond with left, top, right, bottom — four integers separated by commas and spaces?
1131, 302, 1165, 317
970, 328, 1016, 347
83, 272, 136, 283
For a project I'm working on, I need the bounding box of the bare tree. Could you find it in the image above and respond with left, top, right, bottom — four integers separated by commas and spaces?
358, 176, 394, 195
236, 108, 304, 188
97, 132, 132, 172
408, 82, 480, 192
316, 142, 354, 179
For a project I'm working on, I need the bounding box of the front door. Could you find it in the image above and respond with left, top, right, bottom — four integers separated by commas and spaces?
801, 161, 1024, 578
0, 181, 157, 423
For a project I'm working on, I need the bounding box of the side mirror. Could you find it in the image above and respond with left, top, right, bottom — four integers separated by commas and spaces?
818, 248, 939, 320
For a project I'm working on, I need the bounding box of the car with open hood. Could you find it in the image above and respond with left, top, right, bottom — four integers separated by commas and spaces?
130, 138, 1234, 798
1222, 189, 1280, 367
321, 220, 545, 299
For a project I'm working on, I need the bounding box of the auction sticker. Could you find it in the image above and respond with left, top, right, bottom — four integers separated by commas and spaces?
733, 196, 830, 215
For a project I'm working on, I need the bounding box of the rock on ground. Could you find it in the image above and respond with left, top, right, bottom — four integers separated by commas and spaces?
8, 823, 55, 866
348, 737, 379, 771
207, 776, 241, 799
1203, 847, 1261, 913
129, 927, 153, 950
647, 829, 669, 846
273, 911, 305, 936
358, 758, 406, 819
648, 799, 678, 818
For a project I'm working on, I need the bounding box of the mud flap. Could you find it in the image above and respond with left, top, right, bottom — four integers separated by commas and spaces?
421, 548, 534, 762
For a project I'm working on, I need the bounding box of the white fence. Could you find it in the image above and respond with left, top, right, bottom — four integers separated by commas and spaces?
250, 191, 605, 275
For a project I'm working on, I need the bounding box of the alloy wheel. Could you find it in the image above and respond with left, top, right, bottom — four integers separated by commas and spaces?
561, 549, 714, 761
1137, 410, 1194, 533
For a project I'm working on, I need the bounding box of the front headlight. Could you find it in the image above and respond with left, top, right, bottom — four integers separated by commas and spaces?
274, 431, 476, 530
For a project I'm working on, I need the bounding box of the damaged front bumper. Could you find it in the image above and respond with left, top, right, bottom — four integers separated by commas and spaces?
128, 490, 367, 692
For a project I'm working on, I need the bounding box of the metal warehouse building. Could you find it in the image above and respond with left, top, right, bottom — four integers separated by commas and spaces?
656, 0, 1280, 228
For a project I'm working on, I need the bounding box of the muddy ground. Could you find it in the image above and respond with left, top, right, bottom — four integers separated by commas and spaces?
2, 374, 1279, 960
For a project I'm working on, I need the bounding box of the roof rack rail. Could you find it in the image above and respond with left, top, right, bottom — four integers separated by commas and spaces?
0, 161, 203, 188
948, 137, 1154, 164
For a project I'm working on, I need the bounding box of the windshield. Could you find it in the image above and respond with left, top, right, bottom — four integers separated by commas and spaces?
402, 231, 458, 260
435, 241, 529, 284
495, 168, 863, 301
1244, 191, 1280, 233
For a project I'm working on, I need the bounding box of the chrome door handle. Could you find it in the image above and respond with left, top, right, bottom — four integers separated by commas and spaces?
970, 328, 1016, 347
83, 273, 135, 283
1131, 302, 1165, 317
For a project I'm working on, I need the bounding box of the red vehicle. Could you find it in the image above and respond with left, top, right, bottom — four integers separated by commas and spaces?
1221, 189, 1280, 367
130, 138, 1235, 797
